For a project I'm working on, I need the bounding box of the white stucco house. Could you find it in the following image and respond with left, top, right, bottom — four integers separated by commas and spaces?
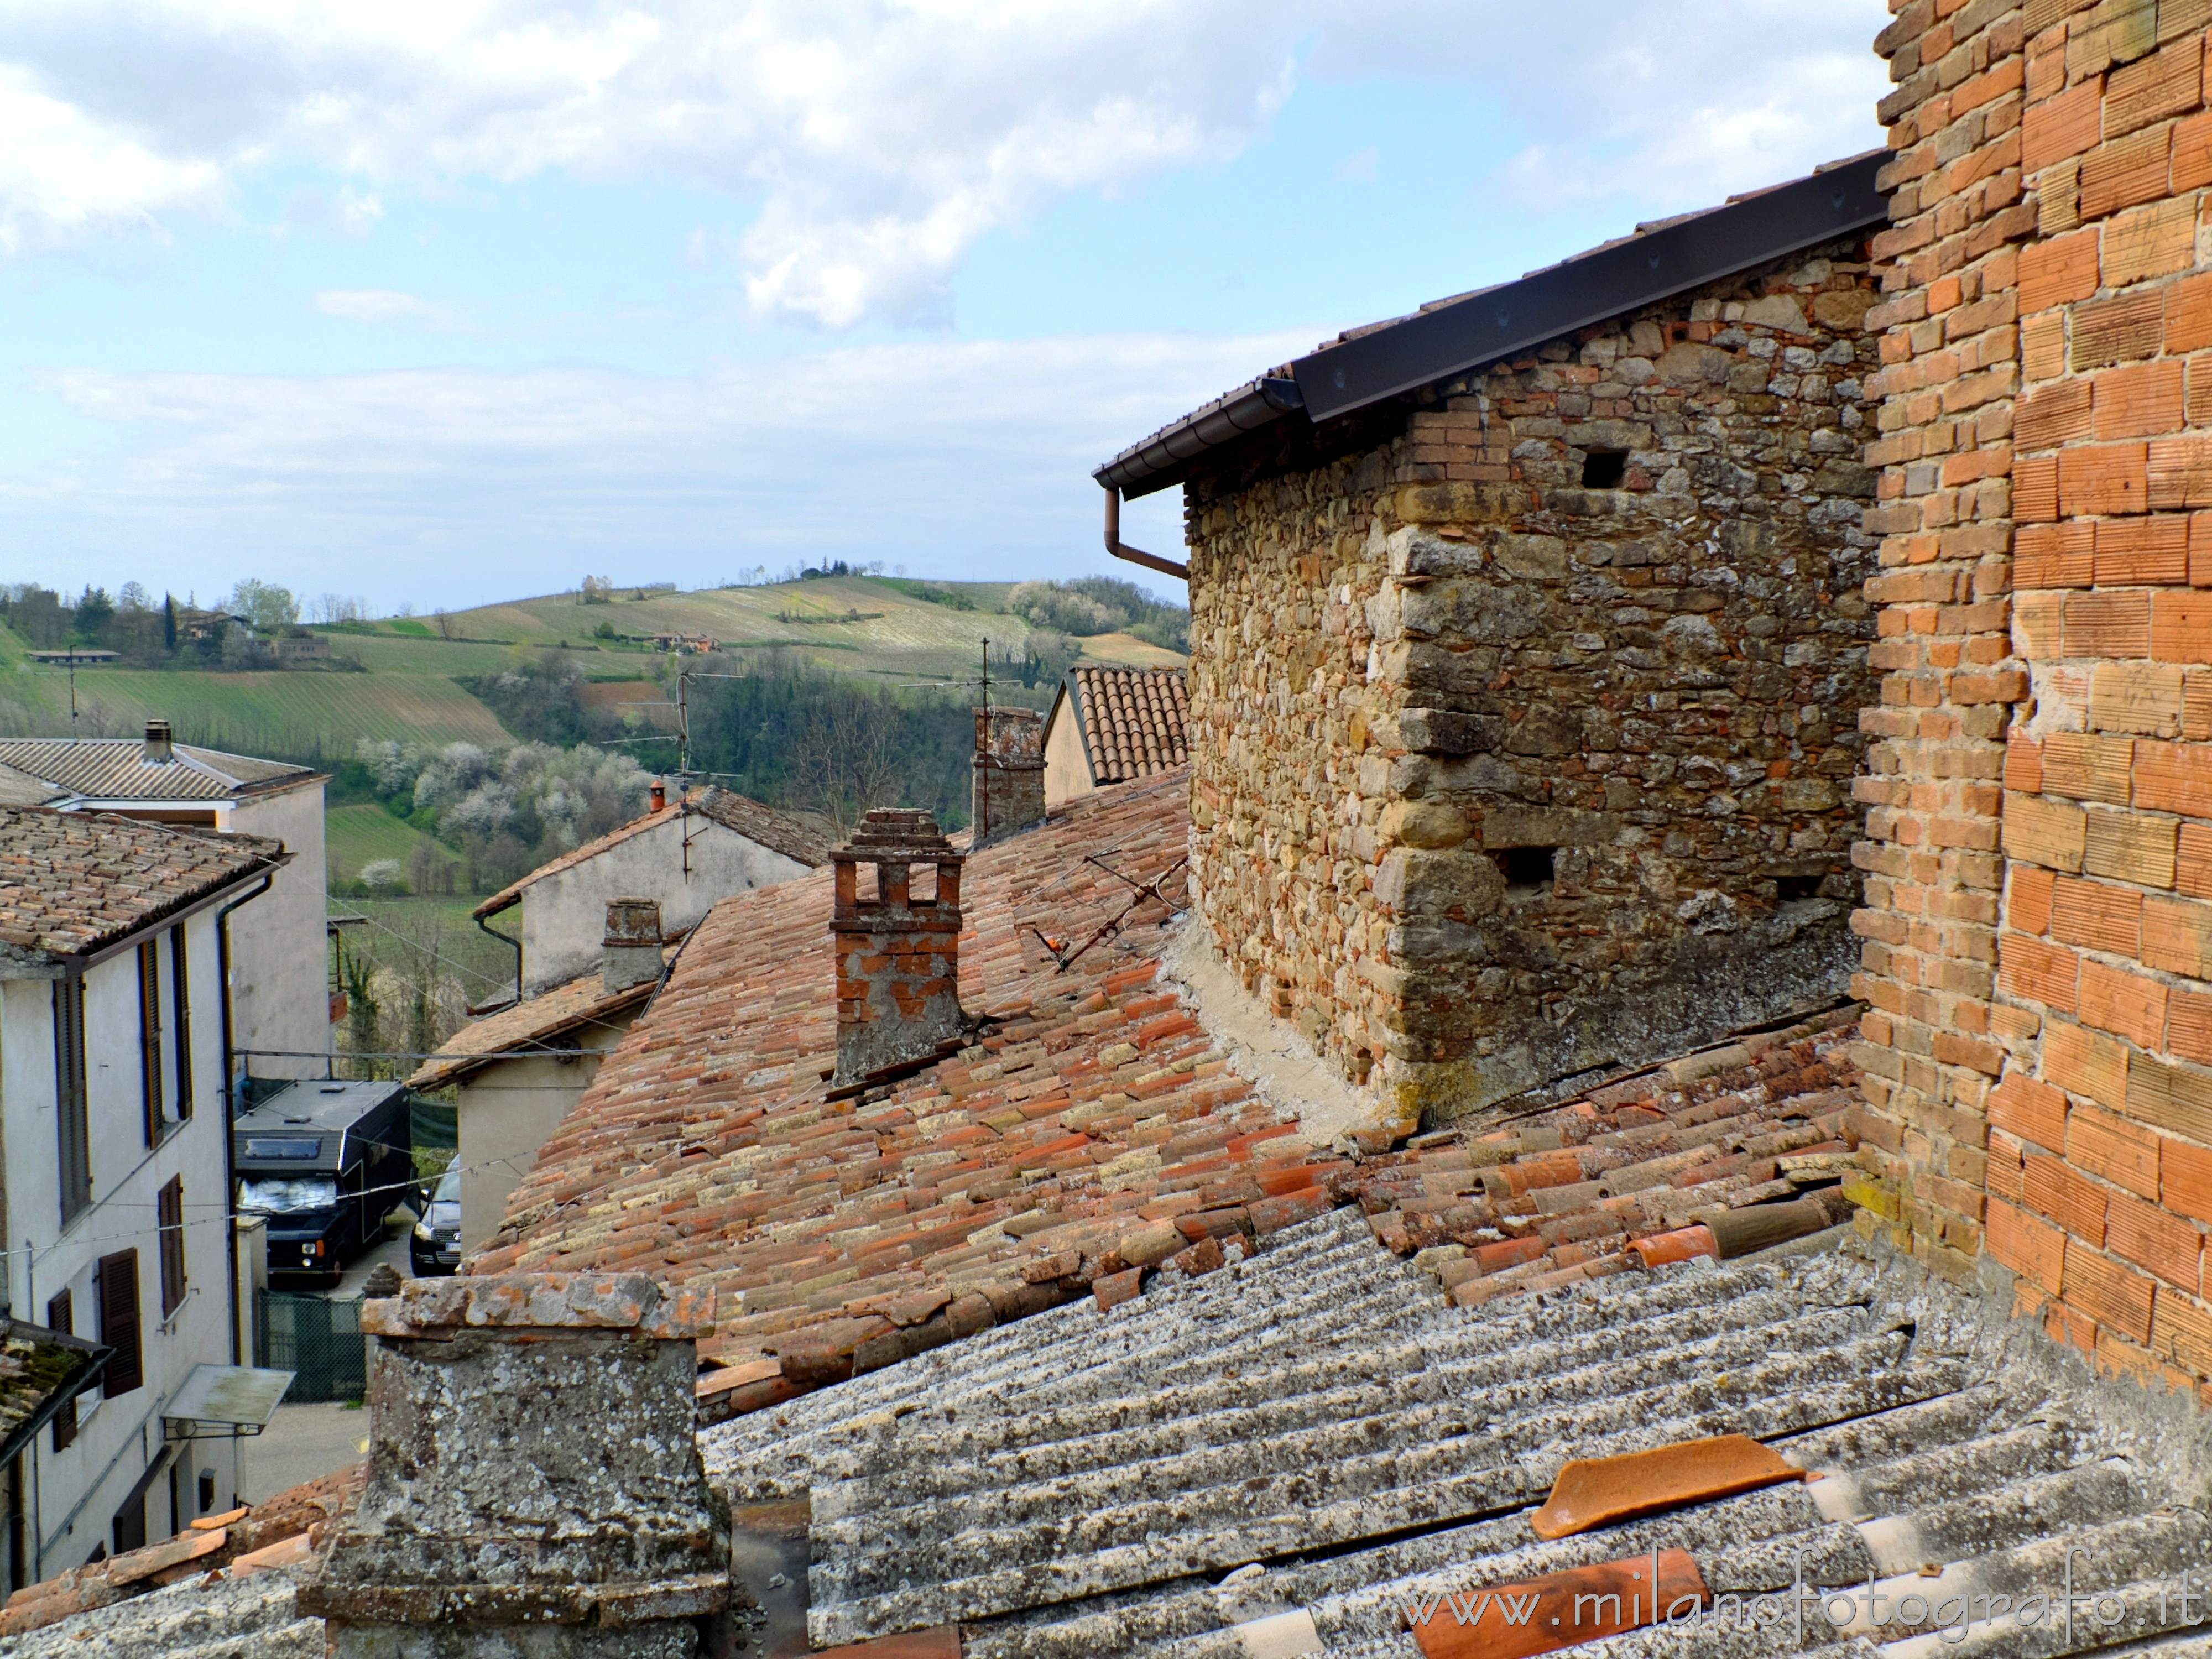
0, 806, 290, 1577
0, 723, 331, 1082
471, 785, 826, 1000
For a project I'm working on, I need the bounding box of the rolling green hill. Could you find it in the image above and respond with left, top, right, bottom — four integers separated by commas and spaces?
0, 575, 1181, 765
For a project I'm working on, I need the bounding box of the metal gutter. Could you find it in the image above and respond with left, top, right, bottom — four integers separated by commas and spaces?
1092, 152, 1888, 500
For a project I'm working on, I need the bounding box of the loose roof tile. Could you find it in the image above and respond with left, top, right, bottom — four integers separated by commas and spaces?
1067, 668, 1188, 786
471, 784, 827, 919
0, 739, 317, 803
0, 807, 289, 959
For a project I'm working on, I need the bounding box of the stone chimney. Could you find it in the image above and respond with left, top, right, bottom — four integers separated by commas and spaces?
831, 808, 965, 1085
143, 719, 174, 764
971, 705, 1045, 847
602, 898, 664, 995
301, 1273, 729, 1655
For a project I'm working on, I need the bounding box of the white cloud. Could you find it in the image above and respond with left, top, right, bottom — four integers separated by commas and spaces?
312, 288, 464, 330
4, 329, 1306, 605
0, 1, 1886, 327
284, 182, 383, 237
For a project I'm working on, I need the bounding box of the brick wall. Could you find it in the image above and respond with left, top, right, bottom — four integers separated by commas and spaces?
1860, 0, 2212, 1397
1186, 242, 1882, 1128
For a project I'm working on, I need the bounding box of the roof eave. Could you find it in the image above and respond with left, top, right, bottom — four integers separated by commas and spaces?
1092, 152, 1890, 502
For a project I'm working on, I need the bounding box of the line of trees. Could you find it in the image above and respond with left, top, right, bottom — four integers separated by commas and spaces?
0, 580, 362, 668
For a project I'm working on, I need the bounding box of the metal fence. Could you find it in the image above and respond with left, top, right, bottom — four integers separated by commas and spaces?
255, 1290, 367, 1402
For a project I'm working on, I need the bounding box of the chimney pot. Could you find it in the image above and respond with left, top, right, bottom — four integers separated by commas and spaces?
143, 719, 174, 764
650, 778, 667, 812
602, 896, 664, 994
971, 705, 1045, 847
830, 809, 966, 1084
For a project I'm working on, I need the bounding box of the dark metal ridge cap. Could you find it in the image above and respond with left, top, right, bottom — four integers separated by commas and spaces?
1093, 151, 1888, 501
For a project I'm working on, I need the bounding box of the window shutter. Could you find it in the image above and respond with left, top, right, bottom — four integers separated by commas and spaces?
97, 1251, 142, 1397
137, 941, 161, 1146
158, 1178, 186, 1316
53, 979, 91, 1222
45, 1292, 74, 1451
170, 928, 193, 1120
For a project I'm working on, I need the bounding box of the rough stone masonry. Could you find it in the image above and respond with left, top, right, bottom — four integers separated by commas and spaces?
1183, 239, 1887, 1128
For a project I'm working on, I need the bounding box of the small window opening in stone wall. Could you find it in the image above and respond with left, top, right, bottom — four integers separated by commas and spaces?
1775, 873, 1827, 902
911, 863, 937, 903
1495, 846, 1556, 894
1580, 450, 1628, 488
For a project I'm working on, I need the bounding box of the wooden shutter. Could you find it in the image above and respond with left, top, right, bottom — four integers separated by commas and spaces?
52, 979, 91, 1222
97, 1251, 142, 1397
45, 1292, 74, 1451
137, 941, 162, 1145
158, 1178, 186, 1316
169, 927, 193, 1120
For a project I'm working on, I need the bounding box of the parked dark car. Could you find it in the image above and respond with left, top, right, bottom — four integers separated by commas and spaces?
234, 1080, 413, 1284
411, 1170, 462, 1276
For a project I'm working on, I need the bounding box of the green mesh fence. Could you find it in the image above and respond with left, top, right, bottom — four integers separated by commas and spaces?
255, 1290, 367, 1403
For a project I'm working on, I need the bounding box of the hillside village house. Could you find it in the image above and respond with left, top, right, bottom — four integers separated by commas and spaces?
1039, 665, 1190, 807
1095, 154, 1892, 1129
414, 786, 825, 1248
471, 783, 826, 1001
43, 6, 2212, 1653
0, 724, 329, 1082
0, 808, 289, 1582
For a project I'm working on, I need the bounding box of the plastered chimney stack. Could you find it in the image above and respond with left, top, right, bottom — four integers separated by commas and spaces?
830, 808, 966, 1086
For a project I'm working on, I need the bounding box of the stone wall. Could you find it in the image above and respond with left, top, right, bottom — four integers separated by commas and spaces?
1856, 0, 2212, 1400
1185, 237, 1886, 1127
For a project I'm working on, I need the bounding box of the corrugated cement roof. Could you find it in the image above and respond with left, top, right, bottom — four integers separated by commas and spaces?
706, 1206, 2212, 1658
0, 739, 317, 803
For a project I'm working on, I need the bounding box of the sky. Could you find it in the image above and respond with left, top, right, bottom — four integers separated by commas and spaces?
0, 1, 1890, 614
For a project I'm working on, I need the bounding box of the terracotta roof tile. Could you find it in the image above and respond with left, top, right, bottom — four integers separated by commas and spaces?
0, 807, 289, 959
472, 785, 827, 919
1067, 667, 1187, 785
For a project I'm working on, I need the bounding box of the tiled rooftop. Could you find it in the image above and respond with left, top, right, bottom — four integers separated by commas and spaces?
1066, 668, 1188, 785
0, 807, 288, 959
472, 784, 828, 919
404, 944, 676, 1090
0, 739, 317, 803
469, 769, 1357, 1407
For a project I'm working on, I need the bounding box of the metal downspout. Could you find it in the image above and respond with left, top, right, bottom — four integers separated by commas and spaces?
215, 873, 274, 1370
1101, 487, 1190, 582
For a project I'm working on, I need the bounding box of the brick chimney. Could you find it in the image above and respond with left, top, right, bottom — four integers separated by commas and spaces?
971, 705, 1045, 847
831, 808, 966, 1085
143, 719, 174, 764
602, 897, 663, 995
301, 1273, 729, 1653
